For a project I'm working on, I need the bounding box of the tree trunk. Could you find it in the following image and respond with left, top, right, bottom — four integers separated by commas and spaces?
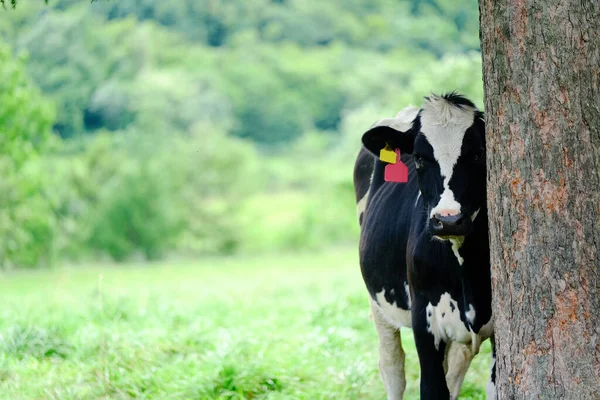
479, 0, 600, 398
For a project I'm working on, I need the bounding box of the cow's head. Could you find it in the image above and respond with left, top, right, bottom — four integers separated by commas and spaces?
362, 93, 486, 239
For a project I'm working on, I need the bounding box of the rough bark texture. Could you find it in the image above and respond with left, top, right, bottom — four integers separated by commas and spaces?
479, 0, 600, 398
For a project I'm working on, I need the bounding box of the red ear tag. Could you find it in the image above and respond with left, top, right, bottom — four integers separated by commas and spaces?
384, 149, 408, 183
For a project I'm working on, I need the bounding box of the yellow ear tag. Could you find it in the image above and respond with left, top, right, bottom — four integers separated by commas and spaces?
379, 144, 397, 164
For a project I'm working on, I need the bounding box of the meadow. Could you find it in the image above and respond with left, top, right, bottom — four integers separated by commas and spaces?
0, 247, 491, 399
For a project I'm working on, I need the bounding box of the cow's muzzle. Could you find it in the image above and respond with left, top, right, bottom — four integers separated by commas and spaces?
430, 213, 473, 237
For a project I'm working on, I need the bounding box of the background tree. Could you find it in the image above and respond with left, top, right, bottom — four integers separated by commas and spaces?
0, 0, 486, 266
0, 41, 56, 268
479, 0, 600, 398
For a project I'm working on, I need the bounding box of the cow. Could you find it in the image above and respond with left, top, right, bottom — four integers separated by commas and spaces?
353, 93, 495, 399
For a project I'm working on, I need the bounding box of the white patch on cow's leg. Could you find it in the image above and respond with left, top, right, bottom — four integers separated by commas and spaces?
371, 301, 406, 400
404, 282, 411, 308
478, 316, 494, 342
444, 342, 474, 400
486, 353, 497, 400
375, 289, 412, 329
486, 378, 496, 399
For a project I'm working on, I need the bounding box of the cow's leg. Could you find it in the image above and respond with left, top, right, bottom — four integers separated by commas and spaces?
370, 301, 406, 400
444, 342, 474, 400
486, 336, 497, 400
412, 295, 449, 400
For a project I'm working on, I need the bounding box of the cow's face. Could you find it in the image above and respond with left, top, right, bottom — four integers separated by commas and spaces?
362, 93, 486, 239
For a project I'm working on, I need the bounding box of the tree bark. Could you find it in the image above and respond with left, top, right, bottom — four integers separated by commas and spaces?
479, 0, 600, 398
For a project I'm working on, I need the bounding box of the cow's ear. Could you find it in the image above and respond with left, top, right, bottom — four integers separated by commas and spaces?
361, 108, 418, 157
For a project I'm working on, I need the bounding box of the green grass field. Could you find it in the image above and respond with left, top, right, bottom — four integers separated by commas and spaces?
0, 247, 491, 399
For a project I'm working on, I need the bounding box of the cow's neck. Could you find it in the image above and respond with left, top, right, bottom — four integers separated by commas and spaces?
411, 205, 489, 288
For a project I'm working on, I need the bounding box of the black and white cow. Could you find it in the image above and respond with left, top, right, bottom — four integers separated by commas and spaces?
354, 93, 495, 399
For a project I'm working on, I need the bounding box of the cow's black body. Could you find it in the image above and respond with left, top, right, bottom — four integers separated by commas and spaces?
359, 153, 418, 312
354, 94, 495, 400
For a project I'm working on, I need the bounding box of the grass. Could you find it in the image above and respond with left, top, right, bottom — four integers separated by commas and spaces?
0, 247, 491, 399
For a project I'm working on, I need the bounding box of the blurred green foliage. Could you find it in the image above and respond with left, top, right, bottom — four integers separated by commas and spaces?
0, 0, 483, 268
0, 41, 56, 269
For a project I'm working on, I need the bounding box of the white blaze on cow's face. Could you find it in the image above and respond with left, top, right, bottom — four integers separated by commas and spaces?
412, 94, 486, 238
420, 95, 475, 217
